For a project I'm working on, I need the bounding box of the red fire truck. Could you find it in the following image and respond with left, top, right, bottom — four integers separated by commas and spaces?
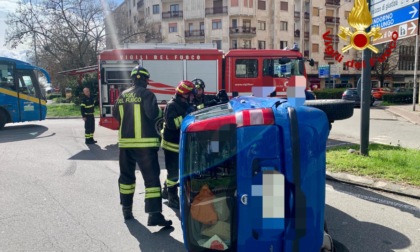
97, 44, 312, 130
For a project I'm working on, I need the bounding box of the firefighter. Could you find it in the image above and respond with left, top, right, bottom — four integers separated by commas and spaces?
191, 78, 229, 110
112, 65, 172, 227
161, 80, 196, 209
81, 87, 97, 144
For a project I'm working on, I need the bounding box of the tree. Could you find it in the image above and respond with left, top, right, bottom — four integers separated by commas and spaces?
371, 37, 415, 87
5, 0, 112, 86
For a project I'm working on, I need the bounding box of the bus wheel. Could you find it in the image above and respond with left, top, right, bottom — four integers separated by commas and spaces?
0, 110, 7, 130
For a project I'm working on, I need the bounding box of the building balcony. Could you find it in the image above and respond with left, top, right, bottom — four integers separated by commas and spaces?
326, 0, 341, 6
294, 11, 300, 19
294, 30, 300, 37
162, 11, 183, 19
229, 26, 257, 37
304, 50, 309, 57
304, 12, 309, 19
304, 32, 309, 39
324, 34, 340, 42
137, 0, 143, 9
325, 16, 340, 24
185, 30, 205, 38
205, 6, 228, 16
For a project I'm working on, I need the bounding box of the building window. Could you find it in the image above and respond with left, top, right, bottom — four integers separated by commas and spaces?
280, 21, 288, 31
313, 7, 319, 16
212, 19, 222, 29
231, 39, 238, 49
235, 59, 258, 78
312, 43, 319, 53
243, 40, 251, 48
232, 0, 238, 6
212, 40, 222, 49
152, 4, 160, 14
258, 40, 266, 49
280, 1, 288, 11
169, 23, 177, 33
280, 40, 288, 49
258, 20, 266, 30
258, 0, 266, 10
345, 11, 350, 20
343, 63, 349, 70
312, 25, 319, 35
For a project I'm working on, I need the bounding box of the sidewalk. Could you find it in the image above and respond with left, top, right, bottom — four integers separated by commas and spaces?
327, 103, 420, 199
381, 103, 420, 125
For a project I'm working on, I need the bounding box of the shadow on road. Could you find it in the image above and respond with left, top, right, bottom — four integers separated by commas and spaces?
326, 181, 418, 252
328, 180, 420, 218
125, 219, 185, 252
326, 204, 411, 252
0, 124, 54, 143
327, 138, 356, 148
68, 144, 119, 161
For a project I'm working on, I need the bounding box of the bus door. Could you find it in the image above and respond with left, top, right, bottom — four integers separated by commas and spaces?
16, 70, 46, 122
0, 61, 19, 122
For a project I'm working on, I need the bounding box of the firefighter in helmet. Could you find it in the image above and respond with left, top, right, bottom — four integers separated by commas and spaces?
161, 80, 196, 209
112, 65, 172, 227
192, 78, 229, 110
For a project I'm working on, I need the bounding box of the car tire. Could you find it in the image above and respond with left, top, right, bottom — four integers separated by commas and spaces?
0, 109, 8, 130
304, 99, 354, 121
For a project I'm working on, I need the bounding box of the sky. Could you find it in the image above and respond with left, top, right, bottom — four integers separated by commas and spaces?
0, 0, 123, 62
0, 0, 29, 61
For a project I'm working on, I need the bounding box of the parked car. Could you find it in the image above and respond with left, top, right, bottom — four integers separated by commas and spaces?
393, 87, 412, 93
371, 87, 393, 100
342, 88, 374, 107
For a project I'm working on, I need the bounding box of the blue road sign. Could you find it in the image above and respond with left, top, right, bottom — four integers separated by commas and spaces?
318, 65, 330, 78
372, 2, 419, 29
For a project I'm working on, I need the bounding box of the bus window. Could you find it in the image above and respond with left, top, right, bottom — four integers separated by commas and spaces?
17, 71, 38, 97
0, 63, 15, 91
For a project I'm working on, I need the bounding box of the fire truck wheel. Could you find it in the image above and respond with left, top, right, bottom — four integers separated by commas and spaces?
155, 117, 164, 135
304, 99, 354, 122
0, 110, 8, 130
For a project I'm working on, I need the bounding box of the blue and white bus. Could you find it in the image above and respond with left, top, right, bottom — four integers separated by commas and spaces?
0, 57, 51, 129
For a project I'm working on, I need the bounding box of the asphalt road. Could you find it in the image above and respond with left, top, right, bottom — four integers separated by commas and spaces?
329, 105, 420, 149
0, 118, 419, 251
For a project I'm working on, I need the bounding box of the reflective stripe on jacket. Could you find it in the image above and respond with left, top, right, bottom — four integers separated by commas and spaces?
112, 85, 162, 148
81, 96, 95, 116
161, 96, 191, 152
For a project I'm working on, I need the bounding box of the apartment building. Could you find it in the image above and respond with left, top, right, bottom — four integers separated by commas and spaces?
106, 0, 419, 89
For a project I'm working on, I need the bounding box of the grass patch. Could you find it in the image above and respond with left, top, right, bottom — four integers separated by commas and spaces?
47, 104, 100, 117
327, 143, 420, 186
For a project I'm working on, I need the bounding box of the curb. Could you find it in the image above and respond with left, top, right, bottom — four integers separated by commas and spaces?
326, 171, 420, 200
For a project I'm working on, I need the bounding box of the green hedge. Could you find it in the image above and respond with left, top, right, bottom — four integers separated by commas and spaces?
382, 93, 419, 104
46, 94, 62, 100
313, 88, 346, 99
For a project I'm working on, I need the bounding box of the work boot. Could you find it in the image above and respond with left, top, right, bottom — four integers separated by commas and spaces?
167, 187, 180, 209
92, 139, 98, 143
122, 205, 133, 220
147, 212, 172, 227
85, 139, 96, 144
162, 182, 168, 200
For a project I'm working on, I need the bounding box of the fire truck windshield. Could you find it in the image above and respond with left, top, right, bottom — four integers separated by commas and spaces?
263, 58, 304, 78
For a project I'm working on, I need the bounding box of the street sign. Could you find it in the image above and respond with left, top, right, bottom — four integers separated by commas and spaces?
371, 0, 418, 18
330, 64, 340, 78
371, 0, 420, 45
318, 65, 330, 78
373, 19, 418, 45
372, 2, 418, 29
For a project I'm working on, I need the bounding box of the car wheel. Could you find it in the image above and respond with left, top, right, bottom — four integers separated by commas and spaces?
304, 99, 354, 121
0, 109, 8, 130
